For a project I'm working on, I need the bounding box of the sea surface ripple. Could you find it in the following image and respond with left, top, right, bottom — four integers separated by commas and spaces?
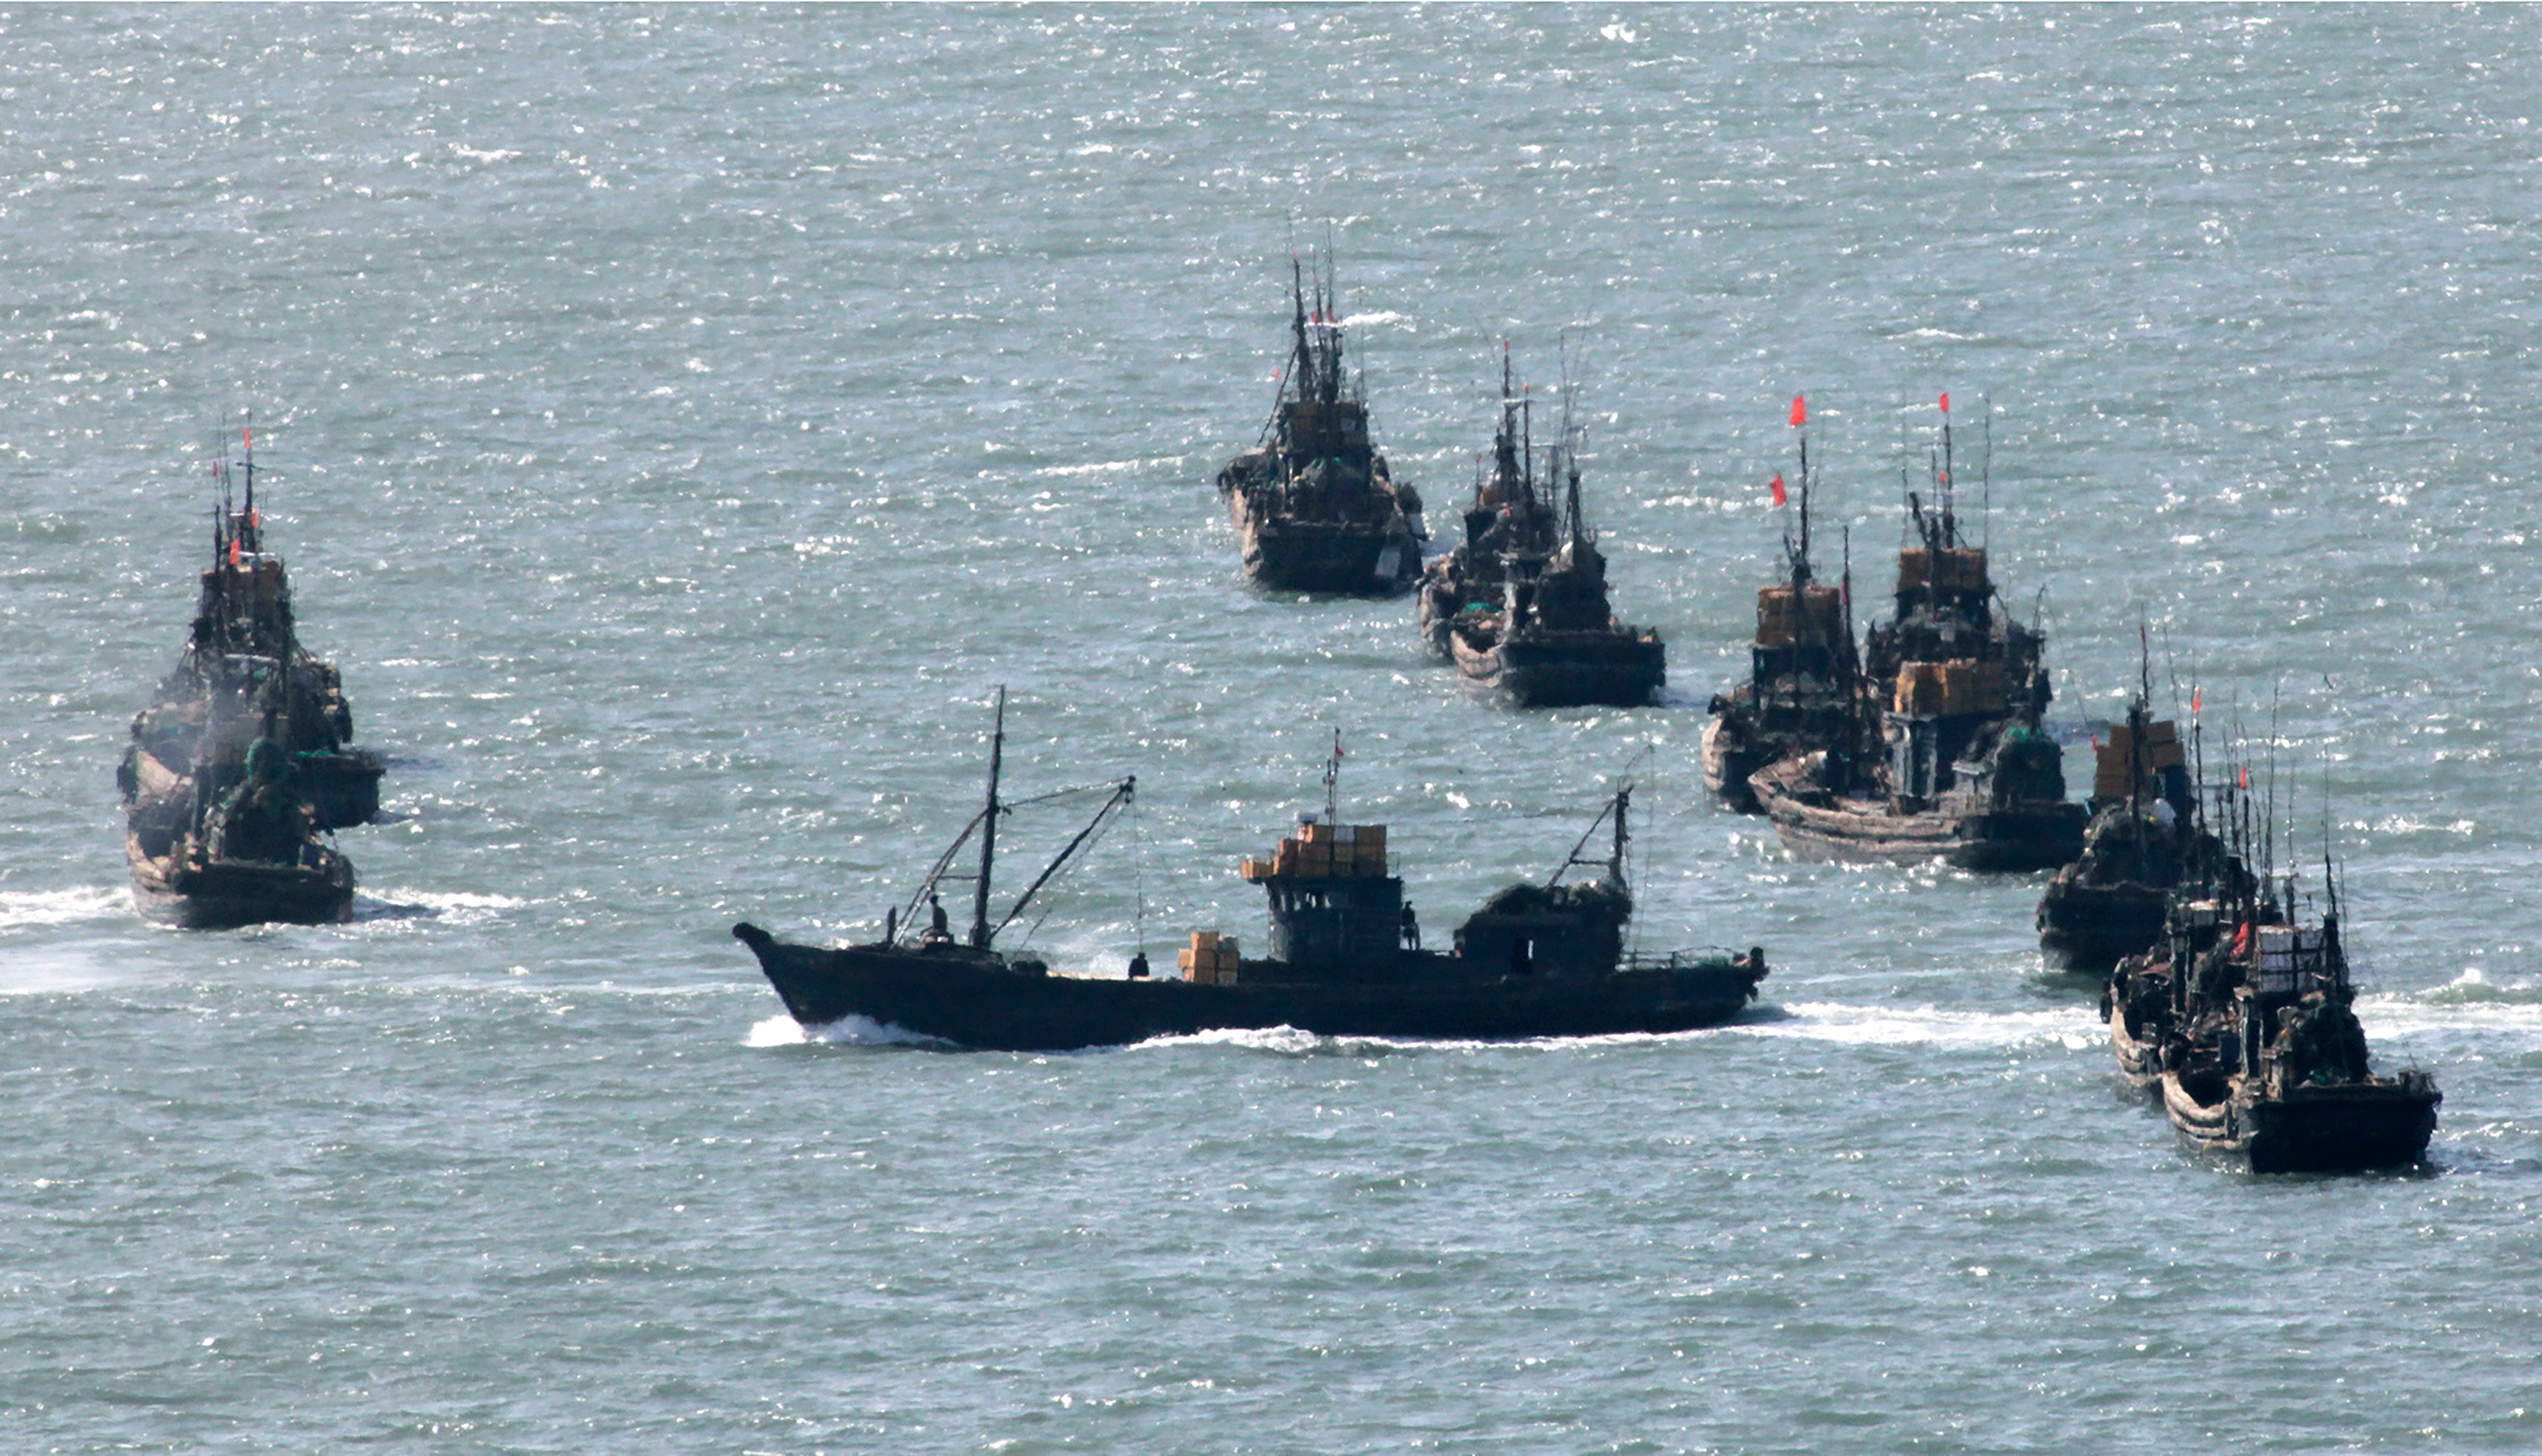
5, 7, 2540, 1452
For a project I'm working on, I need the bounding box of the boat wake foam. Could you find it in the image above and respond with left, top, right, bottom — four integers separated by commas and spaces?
1133, 1021, 1764, 1057
1741, 999, 2101, 1050
2414, 967, 2542, 1006
0, 887, 124, 931
749, 1013, 954, 1050
349, 890, 527, 926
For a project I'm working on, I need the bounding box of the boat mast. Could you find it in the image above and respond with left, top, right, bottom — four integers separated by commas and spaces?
1610, 784, 1630, 884
1937, 393, 1955, 547
1322, 729, 1342, 825
1550, 785, 1632, 889
971, 687, 1005, 949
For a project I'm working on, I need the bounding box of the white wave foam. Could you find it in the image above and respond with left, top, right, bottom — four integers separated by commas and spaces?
746, 1015, 808, 1047
749, 1013, 950, 1049
1173, 1023, 1336, 1055
2352, 988, 2542, 1042
1134, 1021, 1757, 1057
351, 889, 526, 927
1739, 1000, 2101, 1050
0, 887, 124, 930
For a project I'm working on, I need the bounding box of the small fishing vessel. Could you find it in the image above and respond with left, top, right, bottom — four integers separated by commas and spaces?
2104, 841, 2439, 1173
2037, 677, 2222, 974
1216, 258, 1426, 595
120, 431, 375, 928
1749, 395, 2082, 870
735, 700, 1766, 1051
1703, 398, 1867, 811
1412, 352, 1663, 707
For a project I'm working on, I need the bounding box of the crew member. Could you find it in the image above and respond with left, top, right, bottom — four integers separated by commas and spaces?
1400, 902, 1421, 950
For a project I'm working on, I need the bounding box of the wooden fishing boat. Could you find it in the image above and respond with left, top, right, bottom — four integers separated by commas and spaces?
1414, 352, 1662, 708
2102, 807, 2439, 1172
119, 430, 374, 928
2037, 686, 2219, 974
128, 825, 355, 931
1704, 401, 1866, 811
1216, 258, 1426, 595
1751, 396, 2081, 870
735, 699, 1765, 1051
1748, 749, 2084, 872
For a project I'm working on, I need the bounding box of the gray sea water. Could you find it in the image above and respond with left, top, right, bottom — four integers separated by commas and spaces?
7, 5, 2541, 1451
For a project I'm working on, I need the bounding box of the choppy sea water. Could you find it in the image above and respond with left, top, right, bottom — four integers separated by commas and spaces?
6, 6, 2541, 1451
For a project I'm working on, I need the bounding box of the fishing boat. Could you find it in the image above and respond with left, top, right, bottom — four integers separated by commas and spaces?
2036, 677, 2223, 974
119, 431, 374, 928
1215, 258, 1426, 594
734, 700, 1766, 1051
1703, 399, 1868, 811
2103, 841, 2438, 1173
1748, 395, 2082, 871
1412, 352, 1663, 707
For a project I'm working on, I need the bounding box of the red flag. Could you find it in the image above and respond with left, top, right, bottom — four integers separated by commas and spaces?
2191, 687, 2201, 715
1939, 391, 1950, 415
2238, 765, 2250, 789
2091, 735, 2100, 751
1769, 473, 1787, 507
1789, 395, 1806, 428
244, 427, 252, 450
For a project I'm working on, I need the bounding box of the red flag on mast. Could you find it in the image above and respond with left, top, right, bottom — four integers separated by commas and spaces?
1939, 391, 1949, 415
1789, 395, 1806, 428
2192, 687, 2201, 715
1769, 473, 1787, 507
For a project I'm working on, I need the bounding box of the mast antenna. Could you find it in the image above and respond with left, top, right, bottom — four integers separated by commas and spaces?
1322, 728, 1343, 825
1980, 392, 1992, 555
970, 687, 1006, 949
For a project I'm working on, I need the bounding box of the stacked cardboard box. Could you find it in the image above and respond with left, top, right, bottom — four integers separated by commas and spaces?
2093, 719, 2185, 799
1893, 659, 2007, 716
1176, 930, 1240, 985
1895, 547, 1989, 595
1943, 660, 2007, 715
1754, 584, 1845, 648
1254, 822, 1388, 879
1894, 662, 1948, 714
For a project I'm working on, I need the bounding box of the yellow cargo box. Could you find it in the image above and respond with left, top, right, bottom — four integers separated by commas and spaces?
1897, 547, 1989, 594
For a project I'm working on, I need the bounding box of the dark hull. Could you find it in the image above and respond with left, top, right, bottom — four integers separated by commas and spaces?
2105, 991, 2164, 1089
127, 831, 355, 930
1749, 763, 2084, 873
2038, 879, 2167, 975
735, 925, 1763, 1052
297, 749, 387, 831
1227, 492, 1419, 595
1700, 717, 1766, 813
2160, 1071, 2439, 1174
1448, 628, 1664, 709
